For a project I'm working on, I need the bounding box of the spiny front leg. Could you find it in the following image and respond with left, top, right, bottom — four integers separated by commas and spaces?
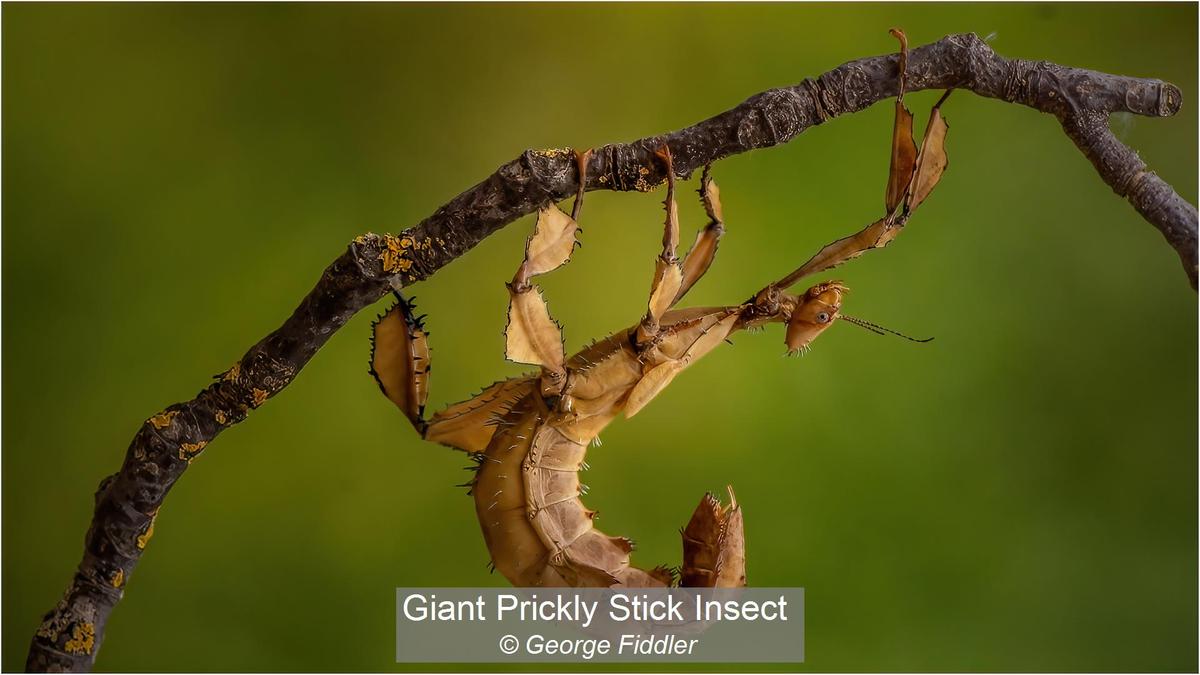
770, 28, 951, 293
505, 149, 590, 382
635, 145, 684, 348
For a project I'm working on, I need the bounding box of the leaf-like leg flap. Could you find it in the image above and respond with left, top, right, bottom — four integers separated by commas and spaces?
369, 293, 430, 431
636, 250, 684, 348
505, 285, 565, 372
425, 376, 536, 452
700, 169, 724, 224
624, 360, 684, 418
885, 27, 917, 216
906, 101, 950, 214
630, 311, 737, 417
886, 100, 918, 215
675, 226, 720, 303
680, 487, 746, 588
522, 205, 580, 279
674, 174, 725, 305
772, 218, 898, 291
682, 311, 741, 360
647, 258, 684, 325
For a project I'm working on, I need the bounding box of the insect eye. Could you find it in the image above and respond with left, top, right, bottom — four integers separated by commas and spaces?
816, 312, 831, 324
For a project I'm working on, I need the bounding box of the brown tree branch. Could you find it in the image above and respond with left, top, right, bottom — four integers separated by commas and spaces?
26, 32, 1193, 672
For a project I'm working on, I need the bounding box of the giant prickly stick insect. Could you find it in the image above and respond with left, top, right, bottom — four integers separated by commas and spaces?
370, 29, 947, 589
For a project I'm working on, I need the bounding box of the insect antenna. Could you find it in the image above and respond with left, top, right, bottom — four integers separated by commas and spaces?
839, 314, 933, 343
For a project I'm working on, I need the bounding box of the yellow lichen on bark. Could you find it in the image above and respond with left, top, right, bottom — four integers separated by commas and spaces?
223, 362, 241, 382
380, 234, 415, 273
251, 388, 268, 407
214, 410, 227, 425
633, 165, 665, 192
136, 513, 158, 550
63, 623, 95, 655
110, 569, 124, 588
533, 147, 572, 158
148, 410, 177, 429
179, 441, 206, 461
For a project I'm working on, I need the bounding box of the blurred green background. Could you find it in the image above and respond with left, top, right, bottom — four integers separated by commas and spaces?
3, 3, 1196, 672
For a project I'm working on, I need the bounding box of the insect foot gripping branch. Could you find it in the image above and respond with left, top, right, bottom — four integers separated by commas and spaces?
370, 29, 944, 591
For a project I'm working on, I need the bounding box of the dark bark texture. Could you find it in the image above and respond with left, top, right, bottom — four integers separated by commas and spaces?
26, 32, 1194, 672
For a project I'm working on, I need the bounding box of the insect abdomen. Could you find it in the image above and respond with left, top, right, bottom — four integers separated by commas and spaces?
473, 396, 565, 587
524, 425, 657, 586
471, 391, 658, 588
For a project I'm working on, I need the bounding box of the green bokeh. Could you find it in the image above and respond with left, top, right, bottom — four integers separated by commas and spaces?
3, 3, 1196, 672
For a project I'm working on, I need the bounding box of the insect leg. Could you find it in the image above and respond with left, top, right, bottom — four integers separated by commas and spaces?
671, 164, 725, 307
767, 29, 950, 293
370, 290, 538, 454
370, 291, 431, 435
634, 145, 684, 347
769, 217, 897, 293
504, 149, 590, 377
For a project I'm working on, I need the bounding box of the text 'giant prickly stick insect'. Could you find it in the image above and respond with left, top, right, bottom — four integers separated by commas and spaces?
370, 30, 947, 588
